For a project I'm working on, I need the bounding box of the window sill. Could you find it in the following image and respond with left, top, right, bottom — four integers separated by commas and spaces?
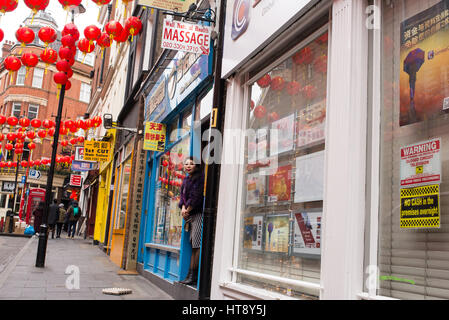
218, 282, 299, 300
144, 243, 180, 254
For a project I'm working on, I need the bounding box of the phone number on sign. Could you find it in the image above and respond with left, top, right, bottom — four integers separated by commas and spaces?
162, 41, 200, 53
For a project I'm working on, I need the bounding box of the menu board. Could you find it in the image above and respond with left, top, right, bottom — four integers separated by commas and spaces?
246, 171, 266, 206
297, 100, 326, 149
264, 214, 290, 253
243, 215, 264, 250
268, 164, 292, 202
293, 212, 322, 255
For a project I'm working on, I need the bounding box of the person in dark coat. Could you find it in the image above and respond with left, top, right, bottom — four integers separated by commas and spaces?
66, 201, 81, 239
178, 156, 204, 286
48, 199, 59, 239
56, 203, 66, 238
32, 201, 45, 234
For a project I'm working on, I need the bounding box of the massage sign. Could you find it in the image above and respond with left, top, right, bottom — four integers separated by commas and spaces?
400, 138, 441, 229
161, 19, 212, 55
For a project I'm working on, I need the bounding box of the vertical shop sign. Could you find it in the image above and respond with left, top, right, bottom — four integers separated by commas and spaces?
400, 138, 441, 187
125, 139, 146, 270
400, 184, 440, 229
143, 122, 166, 151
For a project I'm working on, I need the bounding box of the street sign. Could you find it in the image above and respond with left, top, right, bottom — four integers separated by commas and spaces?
70, 174, 82, 187
83, 141, 111, 162
28, 170, 41, 180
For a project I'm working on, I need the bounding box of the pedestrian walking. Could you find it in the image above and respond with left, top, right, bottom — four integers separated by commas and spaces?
32, 201, 45, 234
66, 201, 81, 238
56, 203, 66, 238
178, 156, 205, 286
47, 199, 58, 239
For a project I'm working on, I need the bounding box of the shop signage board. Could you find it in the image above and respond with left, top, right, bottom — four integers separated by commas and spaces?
144, 50, 212, 122
223, 0, 315, 78
143, 122, 166, 151
70, 174, 82, 187
28, 170, 41, 180
71, 160, 98, 172
400, 138, 441, 187
83, 141, 111, 162
400, 184, 440, 229
161, 19, 212, 55
137, 0, 196, 12
1, 181, 15, 193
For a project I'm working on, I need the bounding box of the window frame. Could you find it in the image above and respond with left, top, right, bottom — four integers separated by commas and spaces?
16, 66, 26, 86
31, 68, 44, 88
28, 104, 39, 120
79, 82, 91, 103
12, 102, 21, 117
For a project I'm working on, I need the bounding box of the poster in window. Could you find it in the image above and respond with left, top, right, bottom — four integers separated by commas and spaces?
294, 151, 325, 203
264, 214, 289, 253
270, 114, 295, 156
268, 164, 292, 203
297, 100, 326, 149
243, 215, 263, 250
246, 171, 266, 206
293, 212, 322, 255
399, 0, 449, 126
248, 127, 268, 165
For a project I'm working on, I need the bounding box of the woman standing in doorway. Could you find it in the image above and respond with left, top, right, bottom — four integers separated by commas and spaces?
178, 156, 205, 286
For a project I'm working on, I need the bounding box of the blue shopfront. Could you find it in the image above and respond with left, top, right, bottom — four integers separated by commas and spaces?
137, 49, 214, 298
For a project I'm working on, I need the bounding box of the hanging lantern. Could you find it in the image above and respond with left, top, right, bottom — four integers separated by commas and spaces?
313, 55, 327, 74
0, 162, 5, 169
61, 34, 76, 48
254, 105, 267, 119
85, 119, 93, 129
24, 0, 49, 23
40, 48, 58, 74
97, 32, 112, 58
0, 28, 3, 43
20, 160, 28, 168
0, 115, 5, 126
42, 119, 52, 129
56, 60, 70, 73
58, 0, 81, 11
114, 28, 129, 44
38, 26, 57, 47
6, 132, 16, 141
69, 126, 78, 134
5, 143, 13, 151
6, 161, 12, 168
293, 46, 314, 65
65, 68, 73, 79
69, 137, 78, 145
270, 76, 285, 92
302, 85, 317, 100
62, 23, 80, 41
47, 127, 55, 137
256, 74, 271, 88
34, 159, 41, 166
41, 159, 49, 165
15, 148, 23, 155
77, 38, 95, 59
4, 56, 21, 83
0, 133, 4, 142
84, 25, 101, 51
91, 0, 111, 6
64, 120, 74, 128
105, 20, 123, 40
124, 16, 142, 42
61, 140, 69, 147
77, 136, 84, 143
59, 126, 69, 135
30, 118, 41, 129
6, 116, 18, 127
16, 131, 25, 140
0, 0, 18, 13
28, 142, 36, 150
37, 129, 47, 139
20, 53, 39, 77
29, 160, 35, 167
286, 81, 301, 96
15, 26, 35, 52
54, 72, 68, 98
65, 80, 72, 91
58, 46, 74, 61
93, 116, 102, 127
19, 117, 30, 128
268, 112, 280, 122
75, 119, 85, 130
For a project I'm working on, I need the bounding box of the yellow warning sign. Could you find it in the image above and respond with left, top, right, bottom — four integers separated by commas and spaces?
400, 184, 440, 229
83, 140, 111, 162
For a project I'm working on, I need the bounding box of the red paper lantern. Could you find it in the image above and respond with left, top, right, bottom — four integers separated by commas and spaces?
0, 115, 6, 125
4, 56, 22, 73
85, 119, 93, 128
56, 60, 70, 73
270, 76, 285, 92
293, 46, 314, 65
286, 81, 301, 96
5, 143, 13, 151
42, 119, 52, 129
58, 47, 74, 61
15, 26, 35, 47
93, 116, 102, 127
313, 55, 327, 74
24, 0, 49, 14
69, 126, 78, 133
302, 85, 317, 100
250, 100, 255, 110
29, 160, 35, 167
97, 32, 112, 57
65, 80, 72, 91
27, 131, 36, 139
7, 116, 18, 127
58, 0, 81, 10
0, 0, 18, 13
254, 105, 267, 119
124, 16, 142, 41
105, 21, 123, 40
47, 128, 55, 137
69, 138, 78, 145
15, 148, 23, 155
59, 126, 69, 135
28, 142, 36, 150
61, 34, 76, 48
40, 48, 58, 72
64, 120, 74, 128
0, 28, 4, 43
30, 118, 41, 129
38, 26, 57, 46
62, 23, 80, 41
6, 161, 12, 168
61, 140, 69, 147
91, 0, 111, 5
34, 159, 41, 166
20, 160, 28, 168
41, 159, 50, 165
78, 38, 95, 54
84, 25, 101, 46
37, 129, 47, 139
65, 68, 73, 79
16, 131, 25, 140
6, 132, 16, 141
54, 72, 68, 88
0, 162, 5, 168
19, 117, 30, 128
114, 28, 129, 44
268, 112, 280, 122
256, 74, 271, 88
21, 52, 39, 68
77, 136, 84, 143
0, 133, 4, 141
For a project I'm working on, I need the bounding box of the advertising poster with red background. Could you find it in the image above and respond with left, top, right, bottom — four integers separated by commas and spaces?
400, 0, 449, 126
268, 164, 292, 202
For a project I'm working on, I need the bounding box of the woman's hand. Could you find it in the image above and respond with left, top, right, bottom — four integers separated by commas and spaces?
181, 207, 189, 219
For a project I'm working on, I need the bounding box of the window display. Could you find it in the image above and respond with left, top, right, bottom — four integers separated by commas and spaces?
378, 0, 449, 299
237, 30, 328, 299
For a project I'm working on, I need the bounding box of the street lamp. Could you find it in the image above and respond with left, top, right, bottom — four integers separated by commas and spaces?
35, 5, 85, 268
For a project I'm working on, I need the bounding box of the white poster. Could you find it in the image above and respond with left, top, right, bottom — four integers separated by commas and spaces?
243, 215, 263, 250
223, 0, 314, 78
294, 151, 324, 203
400, 138, 441, 187
293, 212, 322, 255
270, 114, 295, 156
246, 171, 265, 206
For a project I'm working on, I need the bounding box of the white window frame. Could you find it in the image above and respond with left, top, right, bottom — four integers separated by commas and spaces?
12, 102, 21, 117
28, 104, 39, 120
31, 68, 44, 88
16, 66, 26, 86
79, 82, 91, 103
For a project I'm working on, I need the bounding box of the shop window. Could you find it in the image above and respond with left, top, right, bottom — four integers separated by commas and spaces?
167, 116, 179, 145
181, 110, 193, 136
237, 31, 328, 299
377, 0, 449, 300
152, 135, 190, 247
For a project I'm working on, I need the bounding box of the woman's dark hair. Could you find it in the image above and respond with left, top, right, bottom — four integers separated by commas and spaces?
184, 156, 202, 180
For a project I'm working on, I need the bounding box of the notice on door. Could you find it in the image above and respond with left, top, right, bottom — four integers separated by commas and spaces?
400, 184, 440, 229
400, 138, 441, 187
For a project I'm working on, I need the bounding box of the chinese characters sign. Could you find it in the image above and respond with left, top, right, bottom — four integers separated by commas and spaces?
83, 141, 111, 162
143, 122, 166, 151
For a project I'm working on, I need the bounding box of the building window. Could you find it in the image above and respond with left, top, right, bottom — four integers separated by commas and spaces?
12, 102, 21, 117
76, 51, 95, 66
32, 68, 44, 88
16, 66, 26, 86
235, 30, 328, 299
79, 83, 91, 103
28, 104, 39, 120
377, 0, 449, 300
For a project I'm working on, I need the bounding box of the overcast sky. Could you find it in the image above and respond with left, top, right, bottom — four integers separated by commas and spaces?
1, 0, 101, 43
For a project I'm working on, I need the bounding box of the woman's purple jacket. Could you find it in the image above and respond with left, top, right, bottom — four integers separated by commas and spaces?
178, 173, 205, 214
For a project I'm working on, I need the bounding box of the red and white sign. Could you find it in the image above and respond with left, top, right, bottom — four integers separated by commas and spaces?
400, 138, 441, 187
161, 19, 211, 55
70, 174, 82, 187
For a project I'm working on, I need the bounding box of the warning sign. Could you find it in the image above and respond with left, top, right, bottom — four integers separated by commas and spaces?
400, 138, 441, 187
83, 140, 111, 162
143, 122, 166, 152
400, 184, 440, 229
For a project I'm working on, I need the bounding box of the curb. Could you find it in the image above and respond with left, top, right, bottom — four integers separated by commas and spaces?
0, 233, 33, 238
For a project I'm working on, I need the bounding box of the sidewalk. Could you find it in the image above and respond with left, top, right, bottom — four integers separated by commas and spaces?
0, 234, 174, 300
